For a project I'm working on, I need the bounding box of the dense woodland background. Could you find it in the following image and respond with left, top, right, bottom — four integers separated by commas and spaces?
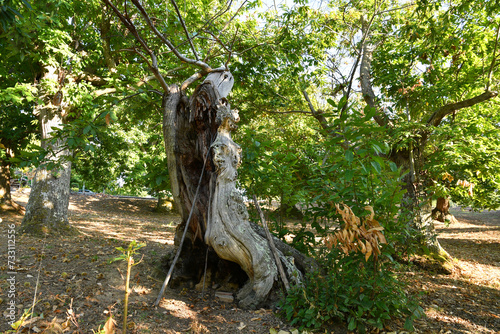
1, 0, 500, 332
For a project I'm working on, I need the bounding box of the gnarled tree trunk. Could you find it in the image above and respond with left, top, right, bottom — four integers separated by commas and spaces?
161, 72, 307, 308
206, 102, 300, 308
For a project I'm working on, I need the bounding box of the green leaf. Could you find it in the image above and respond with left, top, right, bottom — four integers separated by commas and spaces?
348, 317, 357, 331
111, 256, 126, 262
364, 105, 377, 119
371, 161, 382, 174
345, 169, 354, 182
404, 317, 414, 331
345, 150, 354, 163
327, 98, 336, 107
156, 176, 164, 185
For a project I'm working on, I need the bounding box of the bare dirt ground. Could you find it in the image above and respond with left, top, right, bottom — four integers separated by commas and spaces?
0, 190, 499, 334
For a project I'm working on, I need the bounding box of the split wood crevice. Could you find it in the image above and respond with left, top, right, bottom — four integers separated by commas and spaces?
160, 71, 312, 309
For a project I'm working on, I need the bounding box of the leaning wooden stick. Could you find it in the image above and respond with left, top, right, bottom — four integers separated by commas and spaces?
252, 195, 290, 292
153, 151, 209, 307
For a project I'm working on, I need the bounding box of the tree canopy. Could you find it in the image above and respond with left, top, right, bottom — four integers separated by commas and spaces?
1, 0, 499, 331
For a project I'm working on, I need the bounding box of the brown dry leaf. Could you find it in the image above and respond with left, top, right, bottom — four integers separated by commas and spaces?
364, 205, 375, 221
359, 241, 366, 254
324, 235, 334, 250
365, 242, 373, 261
377, 232, 387, 244
41, 318, 63, 334
104, 315, 116, 334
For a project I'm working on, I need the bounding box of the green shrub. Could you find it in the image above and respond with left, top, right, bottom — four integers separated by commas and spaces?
279, 205, 423, 333
281, 253, 422, 332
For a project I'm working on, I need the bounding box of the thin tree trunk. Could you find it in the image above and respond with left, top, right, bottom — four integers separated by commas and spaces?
0, 147, 27, 212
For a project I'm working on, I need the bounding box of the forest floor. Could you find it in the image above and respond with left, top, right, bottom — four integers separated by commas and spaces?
0, 189, 499, 334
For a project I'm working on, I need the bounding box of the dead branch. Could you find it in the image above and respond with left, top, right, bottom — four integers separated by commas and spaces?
252, 195, 290, 292
153, 148, 210, 307
102, 0, 170, 92
129, 0, 212, 72
169, 0, 200, 61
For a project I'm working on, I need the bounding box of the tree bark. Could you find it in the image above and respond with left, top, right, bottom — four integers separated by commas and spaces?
21, 66, 76, 236
0, 149, 24, 212
431, 197, 450, 222
0, 153, 12, 204
161, 72, 306, 308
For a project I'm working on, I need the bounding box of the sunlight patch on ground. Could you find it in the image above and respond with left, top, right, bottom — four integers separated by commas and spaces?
159, 299, 197, 319
72, 219, 176, 245
68, 196, 100, 209
455, 260, 500, 289
133, 285, 152, 295
425, 308, 493, 333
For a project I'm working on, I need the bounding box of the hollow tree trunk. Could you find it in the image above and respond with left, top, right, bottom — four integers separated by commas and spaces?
162, 72, 307, 308
21, 67, 75, 236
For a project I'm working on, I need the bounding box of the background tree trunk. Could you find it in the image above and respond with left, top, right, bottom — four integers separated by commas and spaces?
0, 149, 24, 212
0, 153, 12, 204
432, 197, 450, 222
390, 148, 450, 259
21, 66, 76, 236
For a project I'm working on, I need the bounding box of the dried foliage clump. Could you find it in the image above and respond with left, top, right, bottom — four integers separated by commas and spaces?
325, 203, 387, 261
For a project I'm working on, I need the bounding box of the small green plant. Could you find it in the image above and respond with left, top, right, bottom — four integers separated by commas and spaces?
112, 240, 146, 334
6, 302, 40, 333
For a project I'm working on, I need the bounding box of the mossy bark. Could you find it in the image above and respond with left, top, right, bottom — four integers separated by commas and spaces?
21, 165, 76, 236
